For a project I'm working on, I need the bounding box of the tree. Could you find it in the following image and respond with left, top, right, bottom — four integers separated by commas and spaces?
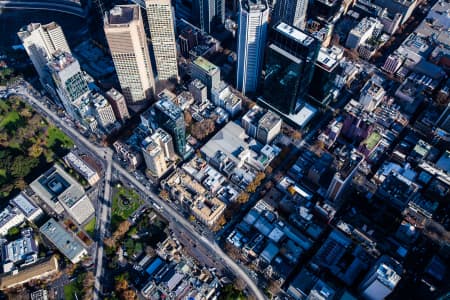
184, 110, 192, 125
7, 226, 20, 237
190, 119, 215, 140
121, 289, 136, 300
115, 278, 128, 292
11, 156, 39, 178
236, 192, 250, 204
159, 189, 169, 200
28, 143, 43, 158
292, 130, 302, 140
113, 220, 131, 240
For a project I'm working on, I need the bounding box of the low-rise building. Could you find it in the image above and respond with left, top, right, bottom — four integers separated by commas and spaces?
64, 152, 100, 186
30, 164, 95, 224
1, 229, 38, 273
113, 141, 143, 170
242, 106, 282, 144
91, 92, 117, 129
0, 206, 25, 237
0, 256, 59, 290
40, 219, 87, 264
10, 193, 43, 222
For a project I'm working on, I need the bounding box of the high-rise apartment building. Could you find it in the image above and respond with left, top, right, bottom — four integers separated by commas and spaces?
105, 88, 130, 123
145, 0, 179, 80
236, 0, 269, 95
192, 0, 225, 33
48, 52, 90, 120
104, 5, 155, 105
261, 22, 320, 114
18, 22, 70, 85
153, 99, 187, 158
272, 0, 308, 29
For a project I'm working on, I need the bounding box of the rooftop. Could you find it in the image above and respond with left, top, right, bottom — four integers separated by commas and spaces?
316, 48, 339, 71
241, 0, 268, 12
0, 256, 58, 290
64, 152, 97, 180
40, 219, 87, 263
106, 88, 124, 102
10, 193, 40, 218
275, 22, 315, 47
48, 51, 77, 72
155, 98, 183, 121
107, 5, 139, 25
192, 56, 219, 75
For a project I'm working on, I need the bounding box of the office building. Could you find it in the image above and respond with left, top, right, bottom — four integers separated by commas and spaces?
104, 5, 155, 105
1, 229, 38, 273
48, 51, 90, 120
0, 256, 59, 290
242, 105, 265, 138
0, 206, 25, 237
190, 56, 220, 99
145, 0, 179, 80
17, 22, 70, 85
212, 82, 243, 117
272, 0, 308, 29
359, 76, 386, 112
436, 103, 450, 133
359, 256, 402, 300
192, 0, 225, 33
236, 0, 269, 95
142, 138, 167, 178
325, 149, 364, 203
64, 152, 100, 186
189, 79, 207, 103
256, 110, 282, 144
105, 88, 130, 123
261, 22, 320, 114
345, 17, 383, 49
179, 27, 199, 58
91, 93, 117, 129
309, 47, 340, 106
152, 128, 176, 159
153, 99, 187, 158
30, 164, 95, 225
40, 219, 87, 264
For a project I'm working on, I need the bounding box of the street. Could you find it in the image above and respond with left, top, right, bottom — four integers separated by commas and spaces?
16, 85, 267, 300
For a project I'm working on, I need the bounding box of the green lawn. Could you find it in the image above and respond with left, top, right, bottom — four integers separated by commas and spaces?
111, 186, 144, 229
84, 217, 96, 238
0, 111, 20, 128
47, 125, 74, 149
63, 282, 79, 300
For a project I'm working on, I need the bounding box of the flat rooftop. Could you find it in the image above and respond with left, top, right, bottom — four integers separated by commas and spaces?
316, 48, 338, 71
155, 98, 183, 120
192, 56, 219, 74
107, 5, 139, 25
40, 219, 86, 263
10, 193, 40, 218
275, 22, 315, 47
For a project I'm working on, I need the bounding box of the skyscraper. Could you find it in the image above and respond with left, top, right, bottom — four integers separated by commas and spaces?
48, 51, 90, 120
153, 99, 187, 158
145, 0, 179, 81
192, 0, 225, 33
236, 0, 269, 95
272, 0, 308, 29
261, 22, 320, 114
104, 5, 155, 105
18, 22, 70, 85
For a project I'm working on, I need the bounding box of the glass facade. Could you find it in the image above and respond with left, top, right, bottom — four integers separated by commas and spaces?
154, 101, 187, 158
262, 45, 303, 114
261, 22, 320, 114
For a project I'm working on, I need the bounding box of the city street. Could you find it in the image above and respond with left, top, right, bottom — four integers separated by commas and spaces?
15, 85, 267, 300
